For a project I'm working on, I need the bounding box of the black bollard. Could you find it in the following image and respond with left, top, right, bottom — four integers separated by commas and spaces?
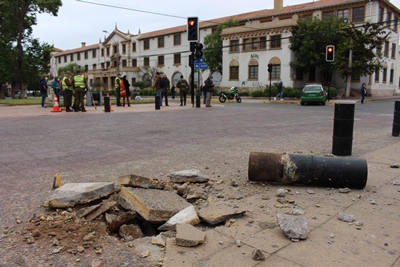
248, 152, 368, 189
155, 95, 160, 110
196, 94, 201, 108
104, 95, 110, 112
332, 103, 355, 156
392, 101, 400, 136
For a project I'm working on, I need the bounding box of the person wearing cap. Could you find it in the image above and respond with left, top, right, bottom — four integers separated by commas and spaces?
72, 69, 88, 112
39, 74, 48, 108
162, 74, 170, 106
204, 75, 214, 107
176, 75, 189, 106
153, 72, 162, 107
115, 73, 122, 106
122, 75, 131, 107
62, 71, 74, 112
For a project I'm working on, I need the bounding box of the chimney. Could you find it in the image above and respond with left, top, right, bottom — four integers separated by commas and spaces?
274, 0, 283, 12
81, 42, 86, 47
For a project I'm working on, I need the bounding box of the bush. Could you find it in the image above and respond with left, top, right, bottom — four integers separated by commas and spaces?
251, 90, 265, 97
239, 91, 250, 97
140, 89, 156, 96
324, 86, 337, 98
132, 81, 151, 89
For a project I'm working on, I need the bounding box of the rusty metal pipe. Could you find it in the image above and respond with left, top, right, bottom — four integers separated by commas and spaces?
248, 152, 368, 189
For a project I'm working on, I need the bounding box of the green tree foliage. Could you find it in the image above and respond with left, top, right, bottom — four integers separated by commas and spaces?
0, 0, 62, 98
203, 19, 239, 73
57, 63, 84, 79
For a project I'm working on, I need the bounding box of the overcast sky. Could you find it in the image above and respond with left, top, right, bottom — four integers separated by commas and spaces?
32, 0, 311, 50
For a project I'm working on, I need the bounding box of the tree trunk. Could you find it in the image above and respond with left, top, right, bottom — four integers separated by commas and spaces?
345, 38, 353, 98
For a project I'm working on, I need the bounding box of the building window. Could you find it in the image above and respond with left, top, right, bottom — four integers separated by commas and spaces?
249, 65, 258, 79
158, 55, 164, 66
84, 65, 88, 72
77, 53, 80, 61
113, 44, 118, 54
106, 62, 110, 68
322, 11, 334, 18
390, 69, 394, 83
101, 62, 105, 69
144, 39, 150, 50
70, 54, 74, 61
392, 43, 396, 59
174, 53, 181, 65
243, 39, 251, 51
132, 59, 137, 67
383, 68, 387, 82
92, 49, 96, 58
271, 65, 281, 79
386, 12, 391, 28
122, 60, 127, 67
379, 7, 384, 22
132, 42, 136, 52
64, 55, 67, 63
352, 6, 365, 22
337, 9, 349, 22
106, 47, 110, 56
58, 57, 61, 63
251, 38, 258, 50
173, 34, 181, 46
375, 67, 380, 82
84, 51, 88, 59
260, 37, 267, 49
101, 48, 104, 57
230, 40, 239, 52
295, 67, 303, 80
158, 37, 164, 48
351, 72, 360, 81
122, 44, 126, 54
92, 63, 96, 70
394, 17, 398, 32
144, 57, 149, 67
230, 66, 239, 80
271, 35, 281, 49
384, 41, 389, 57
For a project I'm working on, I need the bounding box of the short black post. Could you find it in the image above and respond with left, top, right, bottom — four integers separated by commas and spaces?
104, 95, 110, 112
155, 95, 160, 110
196, 94, 201, 108
332, 103, 355, 156
392, 101, 400, 136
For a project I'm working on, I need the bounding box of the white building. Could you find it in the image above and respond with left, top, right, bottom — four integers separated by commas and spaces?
50, 0, 400, 96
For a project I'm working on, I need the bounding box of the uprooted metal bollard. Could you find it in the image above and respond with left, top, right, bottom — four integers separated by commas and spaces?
248, 152, 368, 189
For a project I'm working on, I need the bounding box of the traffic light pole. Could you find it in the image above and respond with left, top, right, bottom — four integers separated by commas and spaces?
190, 47, 195, 107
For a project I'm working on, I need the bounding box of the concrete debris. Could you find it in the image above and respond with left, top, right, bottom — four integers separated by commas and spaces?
119, 187, 191, 223
277, 214, 309, 241
85, 200, 117, 221
119, 224, 144, 241
392, 180, 400, 186
77, 204, 101, 218
276, 188, 286, 197
106, 211, 137, 233
158, 205, 200, 231
45, 182, 116, 208
115, 174, 163, 190
290, 208, 306, 215
390, 164, 400, 168
175, 224, 206, 247
252, 249, 266, 261
176, 183, 188, 196
91, 259, 102, 267
305, 189, 316, 194
151, 233, 166, 247
198, 201, 246, 225
168, 169, 210, 183
338, 188, 351, 193
337, 211, 355, 222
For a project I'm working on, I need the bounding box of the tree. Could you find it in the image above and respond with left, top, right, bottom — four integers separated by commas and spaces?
203, 19, 239, 73
0, 0, 62, 98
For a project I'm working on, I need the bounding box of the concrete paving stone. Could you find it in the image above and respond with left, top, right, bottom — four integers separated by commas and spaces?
163, 229, 247, 267
377, 183, 400, 202
119, 187, 191, 223
255, 255, 304, 267
175, 224, 206, 247
115, 174, 163, 189
158, 205, 200, 231
275, 219, 399, 267
198, 201, 246, 225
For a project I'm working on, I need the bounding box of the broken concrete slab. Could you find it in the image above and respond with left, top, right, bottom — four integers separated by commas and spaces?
45, 182, 116, 208
119, 187, 191, 223
106, 211, 137, 233
85, 200, 117, 221
119, 224, 144, 241
197, 201, 246, 225
276, 214, 308, 241
115, 174, 163, 190
151, 233, 166, 247
168, 169, 209, 183
76, 203, 101, 218
158, 205, 200, 231
175, 224, 206, 247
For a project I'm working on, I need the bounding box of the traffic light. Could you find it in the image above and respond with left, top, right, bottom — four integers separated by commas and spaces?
187, 17, 199, 41
268, 64, 272, 73
326, 45, 335, 62
195, 43, 203, 59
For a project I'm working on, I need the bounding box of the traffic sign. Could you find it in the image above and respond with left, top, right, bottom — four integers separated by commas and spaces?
194, 58, 204, 63
195, 63, 208, 70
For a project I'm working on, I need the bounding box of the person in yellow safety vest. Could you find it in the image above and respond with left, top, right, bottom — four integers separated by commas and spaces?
115, 73, 122, 106
62, 71, 74, 112
72, 69, 88, 112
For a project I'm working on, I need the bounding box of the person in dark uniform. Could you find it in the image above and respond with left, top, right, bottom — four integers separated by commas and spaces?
176, 75, 189, 106
72, 69, 88, 112
162, 74, 170, 106
122, 75, 131, 107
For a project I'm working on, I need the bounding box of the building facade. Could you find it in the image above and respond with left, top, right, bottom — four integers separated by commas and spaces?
50, 0, 400, 96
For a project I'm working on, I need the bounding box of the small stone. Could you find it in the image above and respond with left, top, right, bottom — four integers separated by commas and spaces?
91, 259, 102, 267
337, 212, 355, 222
236, 239, 241, 247
355, 221, 364, 227
83, 232, 96, 241
306, 189, 315, 194
338, 188, 351, 193
252, 249, 266, 261
370, 200, 376, 205
392, 180, 400, 186
77, 246, 85, 253
276, 188, 286, 197
218, 241, 224, 245
390, 164, 400, 168
329, 233, 335, 238
31, 229, 41, 238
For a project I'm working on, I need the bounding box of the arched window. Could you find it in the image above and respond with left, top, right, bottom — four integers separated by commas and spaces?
229, 60, 239, 80
268, 57, 281, 80
248, 59, 259, 80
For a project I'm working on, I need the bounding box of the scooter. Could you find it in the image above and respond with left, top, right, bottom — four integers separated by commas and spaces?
219, 87, 241, 103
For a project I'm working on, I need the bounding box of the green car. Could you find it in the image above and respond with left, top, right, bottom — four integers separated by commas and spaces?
300, 84, 327, 106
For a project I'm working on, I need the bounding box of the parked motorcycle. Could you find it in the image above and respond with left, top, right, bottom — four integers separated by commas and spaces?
219, 87, 242, 103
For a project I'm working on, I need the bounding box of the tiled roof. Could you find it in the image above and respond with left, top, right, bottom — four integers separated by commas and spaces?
55, 43, 100, 56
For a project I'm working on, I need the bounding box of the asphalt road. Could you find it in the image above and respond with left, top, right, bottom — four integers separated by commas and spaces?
0, 99, 399, 226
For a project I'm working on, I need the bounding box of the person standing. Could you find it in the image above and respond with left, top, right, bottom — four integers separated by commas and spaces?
153, 72, 162, 107
72, 69, 88, 112
62, 71, 73, 112
204, 75, 214, 107
51, 77, 61, 103
122, 75, 131, 107
115, 74, 122, 106
176, 75, 189, 106
274, 81, 283, 101
162, 74, 170, 106
360, 83, 367, 104
39, 74, 48, 108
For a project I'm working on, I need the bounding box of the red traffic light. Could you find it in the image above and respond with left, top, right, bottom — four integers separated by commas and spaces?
326, 45, 335, 62
187, 17, 199, 41
188, 19, 195, 26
